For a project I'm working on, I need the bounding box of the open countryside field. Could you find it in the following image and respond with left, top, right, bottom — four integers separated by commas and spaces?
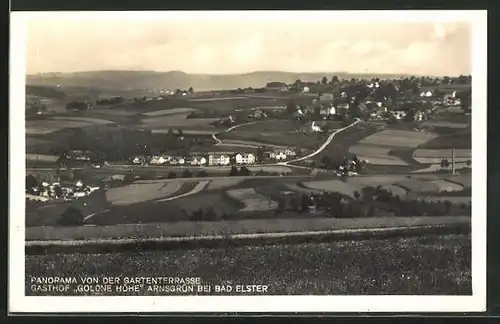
26, 115, 116, 135
219, 130, 324, 149
189, 96, 248, 102
301, 122, 381, 167
299, 173, 471, 199
26, 120, 100, 135
105, 181, 187, 205
348, 129, 439, 167
85, 191, 243, 225
142, 107, 198, 117
302, 180, 361, 199
49, 116, 115, 125
422, 121, 469, 129
349, 145, 408, 166
25, 234, 471, 295
358, 130, 437, 148
417, 130, 471, 150
140, 114, 221, 128
413, 148, 471, 164
225, 188, 278, 212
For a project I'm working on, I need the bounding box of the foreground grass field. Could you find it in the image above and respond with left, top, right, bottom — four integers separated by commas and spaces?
25, 233, 471, 295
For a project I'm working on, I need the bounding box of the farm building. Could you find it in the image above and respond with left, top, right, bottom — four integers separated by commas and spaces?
235, 153, 257, 165
267, 147, 296, 161
208, 153, 231, 166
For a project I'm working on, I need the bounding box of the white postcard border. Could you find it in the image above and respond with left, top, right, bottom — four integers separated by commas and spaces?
9, 10, 487, 313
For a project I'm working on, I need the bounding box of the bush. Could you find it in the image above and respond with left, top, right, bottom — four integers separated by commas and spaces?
57, 207, 84, 226
239, 166, 251, 176
181, 169, 193, 178
229, 166, 239, 176
167, 171, 177, 179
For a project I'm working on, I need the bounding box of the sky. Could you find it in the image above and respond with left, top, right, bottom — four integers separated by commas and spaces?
26, 18, 471, 76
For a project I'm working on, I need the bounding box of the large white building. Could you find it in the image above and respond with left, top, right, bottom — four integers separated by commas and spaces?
190, 156, 207, 165
235, 153, 256, 165
208, 154, 231, 166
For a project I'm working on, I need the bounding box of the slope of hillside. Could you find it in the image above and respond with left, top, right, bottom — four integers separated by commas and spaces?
26, 70, 413, 91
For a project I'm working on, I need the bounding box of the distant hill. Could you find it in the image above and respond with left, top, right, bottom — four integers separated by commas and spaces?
26, 70, 414, 92
26, 85, 67, 100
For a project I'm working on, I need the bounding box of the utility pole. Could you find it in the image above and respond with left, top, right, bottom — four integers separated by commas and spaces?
451, 148, 456, 175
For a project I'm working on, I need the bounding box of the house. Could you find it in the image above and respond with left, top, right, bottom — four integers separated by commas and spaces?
208, 153, 231, 166
150, 155, 167, 165
311, 121, 323, 132
283, 148, 297, 156
413, 111, 426, 122
190, 156, 207, 165
269, 151, 287, 161
235, 153, 257, 165
390, 110, 407, 120
302, 86, 310, 93
132, 156, 146, 165
320, 105, 336, 116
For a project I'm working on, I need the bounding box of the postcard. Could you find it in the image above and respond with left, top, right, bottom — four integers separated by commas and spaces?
9, 10, 487, 313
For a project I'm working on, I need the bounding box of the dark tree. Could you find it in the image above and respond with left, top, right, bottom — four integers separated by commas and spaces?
53, 185, 63, 198
276, 198, 286, 214
204, 207, 218, 221
440, 159, 450, 169
58, 207, 84, 226
300, 194, 312, 212
353, 190, 361, 200
321, 76, 328, 85
239, 166, 251, 176
181, 169, 193, 178
367, 203, 376, 217
444, 201, 452, 215
188, 87, 194, 93
190, 208, 205, 221
321, 156, 332, 169
229, 166, 239, 176
466, 159, 472, 168
286, 101, 297, 115
167, 171, 177, 179
197, 170, 209, 177
26, 174, 38, 192
289, 196, 299, 211
313, 106, 321, 118
256, 146, 265, 162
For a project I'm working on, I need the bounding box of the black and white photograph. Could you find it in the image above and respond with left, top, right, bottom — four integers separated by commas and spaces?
9, 10, 487, 313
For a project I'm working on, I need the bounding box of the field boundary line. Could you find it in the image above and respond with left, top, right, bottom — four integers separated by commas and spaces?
25, 223, 470, 254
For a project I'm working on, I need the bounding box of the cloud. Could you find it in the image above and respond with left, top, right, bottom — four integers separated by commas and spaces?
26, 20, 471, 76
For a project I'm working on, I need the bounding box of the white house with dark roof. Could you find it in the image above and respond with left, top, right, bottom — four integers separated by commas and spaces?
235, 153, 256, 165
208, 153, 231, 166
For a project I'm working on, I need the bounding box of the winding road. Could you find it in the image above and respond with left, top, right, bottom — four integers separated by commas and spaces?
282, 118, 361, 165
212, 121, 257, 145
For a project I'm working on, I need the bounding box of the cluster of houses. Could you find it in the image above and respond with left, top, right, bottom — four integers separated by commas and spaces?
26, 179, 100, 202
131, 147, 299, 166
264, 79, 470, 122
